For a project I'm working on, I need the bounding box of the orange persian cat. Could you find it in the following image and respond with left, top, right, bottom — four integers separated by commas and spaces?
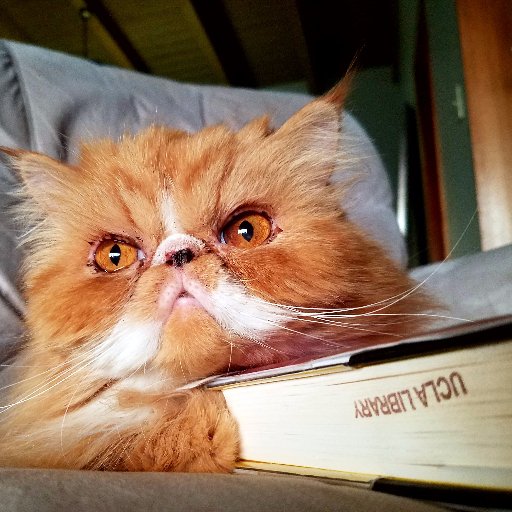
0, 82, 429, 471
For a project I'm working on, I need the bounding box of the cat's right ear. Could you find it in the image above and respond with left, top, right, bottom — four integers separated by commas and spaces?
0, 147, 72, 212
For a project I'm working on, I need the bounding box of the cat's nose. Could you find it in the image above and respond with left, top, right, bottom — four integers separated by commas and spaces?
167, 248, 194, 267
152, 234, 205, 267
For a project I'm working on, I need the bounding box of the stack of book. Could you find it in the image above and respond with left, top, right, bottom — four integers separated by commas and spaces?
208, 316, 512, 508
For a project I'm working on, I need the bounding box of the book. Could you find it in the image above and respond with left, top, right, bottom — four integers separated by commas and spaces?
208, 316, 512, 492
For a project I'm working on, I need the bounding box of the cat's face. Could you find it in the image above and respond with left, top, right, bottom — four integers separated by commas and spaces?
5, 83, 424, 385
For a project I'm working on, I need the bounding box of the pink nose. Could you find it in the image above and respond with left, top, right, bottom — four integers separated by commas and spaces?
152, 234, 205, 267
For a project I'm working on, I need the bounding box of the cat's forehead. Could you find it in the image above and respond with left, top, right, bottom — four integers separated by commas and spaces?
160, 193, 183, 234
74, 121, 338, 240
81, 124, 236, 169
76, 124, 259, 236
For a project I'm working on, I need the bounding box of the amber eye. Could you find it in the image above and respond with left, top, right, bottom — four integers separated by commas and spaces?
94, 240, 140, 272
220, 212, 273, 248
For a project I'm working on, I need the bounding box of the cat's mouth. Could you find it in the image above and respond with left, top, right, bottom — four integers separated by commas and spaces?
159, 275, 206, 319
174, 290, 199, 308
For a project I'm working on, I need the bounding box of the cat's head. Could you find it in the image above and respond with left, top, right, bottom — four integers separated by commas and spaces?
2, 80, 426, 384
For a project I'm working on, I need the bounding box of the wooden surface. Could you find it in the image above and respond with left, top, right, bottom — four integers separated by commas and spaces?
0, 0, 397, 90
414, 10, 448, 261
413, 1, 482, 261
457, 0, 512, 251
0, 0, 317, 87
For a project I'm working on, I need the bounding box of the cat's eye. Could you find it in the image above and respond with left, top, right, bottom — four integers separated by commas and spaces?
220, 212, 273, 248
94, 240, 141, 272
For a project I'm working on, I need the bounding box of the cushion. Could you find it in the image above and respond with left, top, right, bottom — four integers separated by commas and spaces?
0, 468, 447, 512
410, 243, 512, 325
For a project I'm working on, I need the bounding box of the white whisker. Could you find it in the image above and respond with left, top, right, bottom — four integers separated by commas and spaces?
60, 374, 86, 453
0, 354, 97, 413
0, 337, 109, 412
289, 315, 402, 337
0, 342, 104, 392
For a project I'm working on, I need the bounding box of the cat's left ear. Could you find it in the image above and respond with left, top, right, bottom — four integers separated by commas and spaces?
0, 147, 73, 212
270, 75, 352, 182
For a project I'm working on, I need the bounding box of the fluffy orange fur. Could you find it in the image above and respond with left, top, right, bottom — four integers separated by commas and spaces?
0, 80, 431, 471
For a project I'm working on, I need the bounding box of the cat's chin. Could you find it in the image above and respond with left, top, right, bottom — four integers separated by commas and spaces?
157, 305, 234, 382
163, 294, 206, 330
